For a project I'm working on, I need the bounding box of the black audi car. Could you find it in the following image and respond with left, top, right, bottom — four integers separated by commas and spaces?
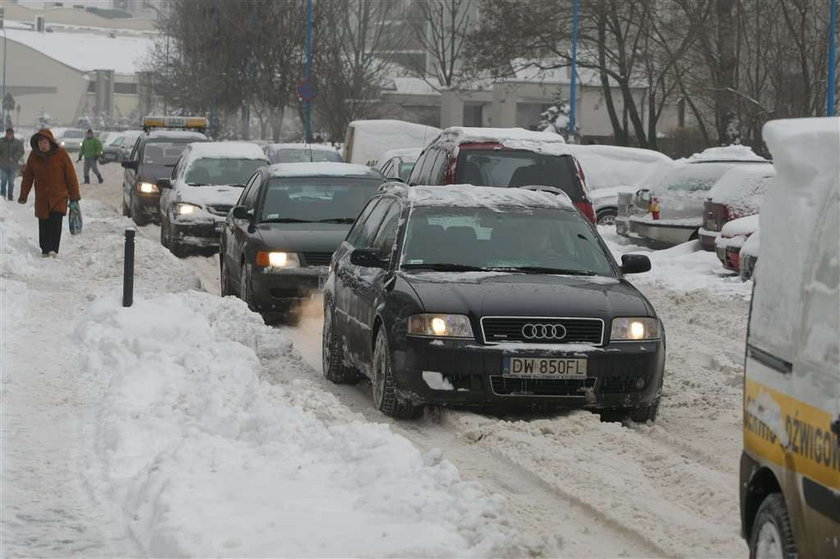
220, 162, 385, 320
322, 184, 665, 420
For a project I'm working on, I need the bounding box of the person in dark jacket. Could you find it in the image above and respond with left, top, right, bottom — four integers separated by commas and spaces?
0, 128, 25, 200
18, 129, 81, 257
77, 128, 103, 184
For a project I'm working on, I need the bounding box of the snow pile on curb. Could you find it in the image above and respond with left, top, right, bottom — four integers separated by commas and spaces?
75, 291, 514, 557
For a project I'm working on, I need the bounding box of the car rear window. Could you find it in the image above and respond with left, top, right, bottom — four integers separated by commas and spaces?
261, 177, 381, 222
456, 149, 583, 201
64, 130, 84, 138
185, 158, 266, 186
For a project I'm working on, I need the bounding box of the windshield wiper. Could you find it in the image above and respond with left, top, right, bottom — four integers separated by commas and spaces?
186, 182, 208, 186
260, 218, 314, 224
318, 217, 356, 224
230, 183, 246, 188
402, 263, 490, 272
488, 266, 598, 276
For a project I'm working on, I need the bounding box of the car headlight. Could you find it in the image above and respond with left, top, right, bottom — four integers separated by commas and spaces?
137, 181, 159, 194
175, 202, 201, 216
60, 141, 66, 146
256, 251, 300, 269
610, 317, 660, 341
408, 314, 474, 338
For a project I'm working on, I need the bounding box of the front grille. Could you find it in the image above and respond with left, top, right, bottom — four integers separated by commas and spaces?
491, 376, 594, 396
600, 375, 648, 394
481, 317, 604, 345
206, 204, 233, 217
301, 252, 333, 266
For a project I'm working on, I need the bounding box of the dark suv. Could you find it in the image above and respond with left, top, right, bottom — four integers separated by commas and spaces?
408, 127, 596, 222
322, 183, 663, 419
121, 130, 208, 225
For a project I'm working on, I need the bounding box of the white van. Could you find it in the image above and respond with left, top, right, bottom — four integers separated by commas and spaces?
740, 117, 839, 558
343, 120, 440, 167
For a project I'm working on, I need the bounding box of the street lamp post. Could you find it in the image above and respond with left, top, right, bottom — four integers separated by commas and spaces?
568, 0, 580, 142
304, 0, 313, 143
828, 0, 837, 116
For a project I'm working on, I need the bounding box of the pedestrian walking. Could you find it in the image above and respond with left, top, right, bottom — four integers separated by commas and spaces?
0, 128, 25, 200
18, 129, 81, 257
77, 128, 103, 184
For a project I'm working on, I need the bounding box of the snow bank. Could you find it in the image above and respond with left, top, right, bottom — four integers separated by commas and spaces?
269, 162, 379, 178
75, 291, 513, 557
708, 164, 775, 217
684, 145, 766, 163
752, 117, 840, 356
408, 184, 573, 210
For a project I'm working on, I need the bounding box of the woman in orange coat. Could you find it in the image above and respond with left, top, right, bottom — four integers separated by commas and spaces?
18, 129, 81, 257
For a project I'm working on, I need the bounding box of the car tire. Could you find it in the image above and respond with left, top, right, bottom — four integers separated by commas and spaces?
322, 303, 361, 384
372, 328, 422, 419
596, 208, 617, 226
220, 257, 234, 296
240, 262, 255, 311
166, 220, 188, 258
628, 397, 660, 423
749, 494, 797, 559
160, 218, 169, 248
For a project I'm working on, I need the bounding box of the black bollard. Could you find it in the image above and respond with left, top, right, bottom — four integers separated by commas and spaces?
123, 229, 135, 307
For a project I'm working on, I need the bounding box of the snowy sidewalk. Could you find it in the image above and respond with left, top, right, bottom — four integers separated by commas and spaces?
1, 192, 517, 556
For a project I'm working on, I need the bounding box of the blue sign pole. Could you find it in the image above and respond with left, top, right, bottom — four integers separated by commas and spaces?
568, 0, 580, 141
305, 0, 313, 143
828, 0, 837, 116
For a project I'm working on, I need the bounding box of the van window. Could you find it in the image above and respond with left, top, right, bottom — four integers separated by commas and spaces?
456, 149, 583, 200
429, 149, 448, 184
409, 149, 434, 185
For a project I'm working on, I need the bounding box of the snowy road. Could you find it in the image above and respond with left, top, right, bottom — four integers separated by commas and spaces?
2, 162, 750, 557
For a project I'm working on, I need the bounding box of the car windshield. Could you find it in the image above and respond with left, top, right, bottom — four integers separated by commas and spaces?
457, 150, 581, 198
260, 177, 381, 222
143, 141, 190, 166
401, 207, 614, 276
268, 148, 342, 164
63, 130, 84, 138
185, 158, 265, 186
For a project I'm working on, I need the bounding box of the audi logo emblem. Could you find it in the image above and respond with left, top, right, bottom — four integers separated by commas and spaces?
522, 323, 567, 340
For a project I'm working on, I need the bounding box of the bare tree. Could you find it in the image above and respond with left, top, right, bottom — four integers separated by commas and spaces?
406, 0, 474, 88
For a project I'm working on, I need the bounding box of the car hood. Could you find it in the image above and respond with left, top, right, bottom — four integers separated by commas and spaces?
401, 271, 653, 319
255, 223, 350, 252
140, 164, 175, 183
177, 184, 244, 208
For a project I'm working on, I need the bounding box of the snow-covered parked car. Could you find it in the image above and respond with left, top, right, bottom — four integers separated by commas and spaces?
740, 116, 839, 559
264, 143, 343, 164
157, 142, 269, 257
738, 228, 759, 280
714, 214, 759, 274
616, 146, 770, 246
220, 162, 385, 321
564, 144, 673, 225
698, 164, 775, 251
377, 147, 421, 182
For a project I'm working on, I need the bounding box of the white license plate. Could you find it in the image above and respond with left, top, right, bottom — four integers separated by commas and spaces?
318, 276, 327, 290
503, 357, 587, 378
214, 221, 222, 232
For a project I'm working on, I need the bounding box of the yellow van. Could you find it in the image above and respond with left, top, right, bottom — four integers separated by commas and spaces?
740, 117, 840, 558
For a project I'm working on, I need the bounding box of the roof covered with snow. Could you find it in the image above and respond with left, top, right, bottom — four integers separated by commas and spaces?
408, 184, 574, 210
684, 145, 768, 163
269, 162, 382, 179
5, 27, 153, 74
439, 127, 569, 155
185, 142, 268, 161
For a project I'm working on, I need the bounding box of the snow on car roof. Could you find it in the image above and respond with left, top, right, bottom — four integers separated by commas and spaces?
186, 142, 267, 161
265, 143, 338, 152
684, 145, 768, 163
564, 144, 673, 189
439, 126, 570, 155
145, 130, 208, 141
269, 162, 381, 178
719, 214, 760, 237
408, 184, 575, 210
708, 163, 775, 213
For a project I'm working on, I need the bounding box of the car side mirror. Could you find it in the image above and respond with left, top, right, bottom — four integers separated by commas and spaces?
156, 178, 172, 190
350, 248, 388, 268
232, 206, 253, 220
621, 254, 651, 274
121, 160, 138, 170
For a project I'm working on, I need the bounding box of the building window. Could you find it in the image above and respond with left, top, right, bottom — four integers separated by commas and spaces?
463, 103, 484, 127
114, 82, 138, 95
87, 81, 96, 93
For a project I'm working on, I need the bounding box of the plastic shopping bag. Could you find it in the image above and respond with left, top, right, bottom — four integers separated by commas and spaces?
69, 200, 83, 235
